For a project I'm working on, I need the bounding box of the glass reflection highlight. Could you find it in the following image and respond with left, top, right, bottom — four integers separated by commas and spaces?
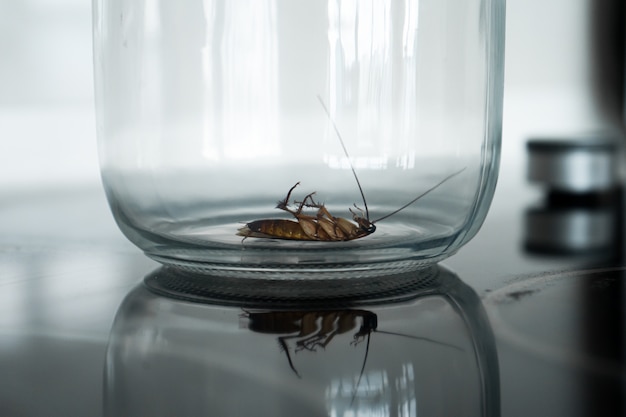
325, 0, 422, 171
325, 365, 419, 417
201, 0, 280, 160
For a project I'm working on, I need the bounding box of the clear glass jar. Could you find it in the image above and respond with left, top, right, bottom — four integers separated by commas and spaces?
93, 0, 505, 276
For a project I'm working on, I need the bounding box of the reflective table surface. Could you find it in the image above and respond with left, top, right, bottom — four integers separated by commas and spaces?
1, 164, 624, 416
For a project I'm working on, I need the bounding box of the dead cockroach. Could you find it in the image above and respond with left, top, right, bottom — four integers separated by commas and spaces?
242, 308, 463, 403
237, 97, 465, 241
243, 309, 377, 378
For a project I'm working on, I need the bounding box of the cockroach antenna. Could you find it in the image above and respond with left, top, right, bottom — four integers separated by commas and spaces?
317, 95, 370, 221
371, 168, 466, 224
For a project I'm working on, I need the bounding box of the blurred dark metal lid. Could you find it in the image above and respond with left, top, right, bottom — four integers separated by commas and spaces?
527, 136, 621, 192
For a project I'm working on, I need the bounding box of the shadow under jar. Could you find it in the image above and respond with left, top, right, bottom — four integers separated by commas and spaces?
93, 0, 506, 277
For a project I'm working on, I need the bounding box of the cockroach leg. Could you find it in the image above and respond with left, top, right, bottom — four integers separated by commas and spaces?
295, 192, 317, 215
276, 181, 301, 211
277, 336, 301, 378
294, 193, 323, 212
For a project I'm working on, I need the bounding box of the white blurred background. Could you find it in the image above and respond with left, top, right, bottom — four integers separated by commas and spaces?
0, 0, 98, 192
0, 0, 623, 193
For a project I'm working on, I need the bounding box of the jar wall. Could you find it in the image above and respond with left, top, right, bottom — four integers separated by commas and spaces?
93, 0, 505, 274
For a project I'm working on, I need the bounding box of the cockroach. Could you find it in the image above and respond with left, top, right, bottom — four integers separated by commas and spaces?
242, 309, 462, 402
237, 97, 465, 241
242, 309, 462, 378
243, 309, 378, 378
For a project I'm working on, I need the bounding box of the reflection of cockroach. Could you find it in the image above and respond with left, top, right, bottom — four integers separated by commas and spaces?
237, 97, 465, 241
242, 309, 462, 379
243, 309, 377, 378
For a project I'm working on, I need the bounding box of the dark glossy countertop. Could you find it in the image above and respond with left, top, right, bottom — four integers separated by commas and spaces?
1, 157, 624, 416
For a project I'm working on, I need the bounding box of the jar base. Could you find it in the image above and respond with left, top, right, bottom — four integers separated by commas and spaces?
143, 262, 446, 306
147, 252, 448, 277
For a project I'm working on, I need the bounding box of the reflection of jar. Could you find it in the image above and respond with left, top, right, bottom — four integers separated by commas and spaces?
93, 0, 506, 275
104, 266, 499, 417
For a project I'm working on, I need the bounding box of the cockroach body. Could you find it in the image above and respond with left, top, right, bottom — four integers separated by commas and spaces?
238, 181, 376, 241
242, 309, 378, 378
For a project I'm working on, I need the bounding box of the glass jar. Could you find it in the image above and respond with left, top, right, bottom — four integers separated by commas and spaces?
93, 0, 506, 277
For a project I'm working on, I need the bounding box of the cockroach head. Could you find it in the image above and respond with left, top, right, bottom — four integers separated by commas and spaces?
355, 217, 376, 234
350, 206, 376, 234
